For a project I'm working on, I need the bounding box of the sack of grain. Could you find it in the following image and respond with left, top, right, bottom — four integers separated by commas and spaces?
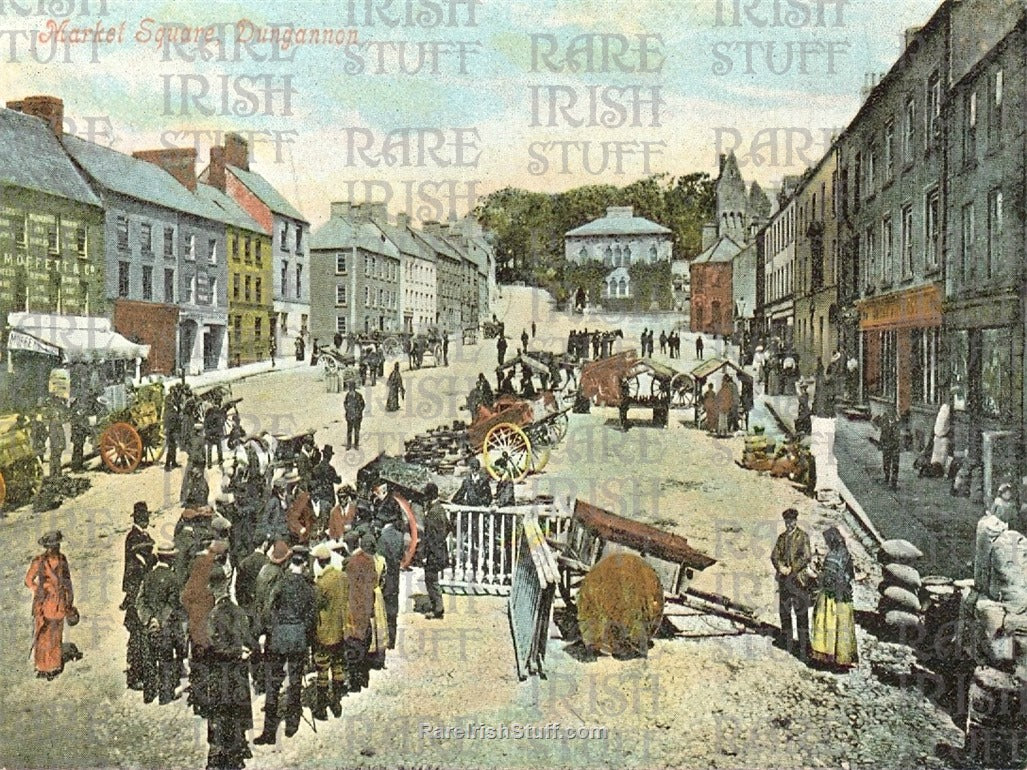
879, 539, 924, 564
988, 530, 1027, 609
880, 585, 922, 614
885, 610, 924, 638
883, 563, 922, 591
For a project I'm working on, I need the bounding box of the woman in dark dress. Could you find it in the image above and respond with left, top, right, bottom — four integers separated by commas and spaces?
385, 363, 404, 412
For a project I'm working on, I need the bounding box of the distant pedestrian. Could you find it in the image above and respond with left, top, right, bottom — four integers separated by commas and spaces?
659, 331, 667, 355
810, 526, 858, 669
442, 334, 449, 366
531, 321, 536, 339
696, 334, 704, 360
771, 508, 811, 660
878, 408, 901, 490
521, 329, 529, 353
497, 335, 508, 366
295, 335, 305, 361
344, 382, 365, 450
25, 530, 75, 680
269, 337, 277, 369
385, 362, 404, 412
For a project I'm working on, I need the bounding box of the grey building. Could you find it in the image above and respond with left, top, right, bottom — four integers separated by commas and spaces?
63, 137, 228, 374
419, 222, 464, 332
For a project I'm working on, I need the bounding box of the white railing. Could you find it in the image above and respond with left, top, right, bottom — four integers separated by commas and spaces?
440, 502, 571, 594
508, 513, 560, 680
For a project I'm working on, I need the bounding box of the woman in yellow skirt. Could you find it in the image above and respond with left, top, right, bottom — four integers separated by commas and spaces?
811, 526, 859, 668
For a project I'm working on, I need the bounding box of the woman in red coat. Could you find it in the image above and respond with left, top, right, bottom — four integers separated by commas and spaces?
25, 530, 75, 680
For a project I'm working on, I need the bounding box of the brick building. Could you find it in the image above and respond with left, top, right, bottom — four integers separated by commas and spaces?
690, 235, 741, 337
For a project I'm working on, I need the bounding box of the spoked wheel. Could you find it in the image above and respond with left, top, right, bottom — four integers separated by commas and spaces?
652, 377, 670, 401
383, 337, 401, 357
100, 422, 143, 473
322, 356, 338, 376
482, 422, 532, 482
530, 444, 551, 472
671, 373, 694, 408
547, 412, 569, 444
625, 375, 641, 398
141, 423, 165, 465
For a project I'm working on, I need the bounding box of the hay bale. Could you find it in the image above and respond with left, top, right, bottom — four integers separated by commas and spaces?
879, 539, 924, 564
577, 553, 664, 658
883, 563, 922, 591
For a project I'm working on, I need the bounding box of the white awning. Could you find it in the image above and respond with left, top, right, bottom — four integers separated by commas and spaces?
7, 313, 149, 363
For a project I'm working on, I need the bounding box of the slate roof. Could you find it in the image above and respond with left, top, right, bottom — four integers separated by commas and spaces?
372, 218, 430, 260
227, 165, 307, 223
195, 183, 265, 234
62, 135, 220, 220
414, 229, 462, 263
0, 109, 100, 206
566, 209, 672, 237
310, 214, 399, 257
692, 235, 743, 264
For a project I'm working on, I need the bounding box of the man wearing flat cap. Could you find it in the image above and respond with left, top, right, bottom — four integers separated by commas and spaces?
261, 472, 295, 543
311, 542, 348, 720
204, 564, 255, 770
25, 530, 75, 679
181, 531, 230, 717
453, 458, 492, 507
136, 542, 184, 705
771, 508, 812, 660
123, 502, 156, 690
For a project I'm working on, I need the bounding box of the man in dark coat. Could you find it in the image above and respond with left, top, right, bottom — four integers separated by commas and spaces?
521, 328, 529, 353
695, 334, 704, 360
46, 399, 66, 478
879, 408, 901, 490
345, 534, 377, 693
421, 483, 449, 619
251, 541, 290, 696
261, 475, 293, 543
452, 459, 492, 507
344, 382, 365, 450
442, 334, 449, 366
136, 542, 186, 705
205, 564, 255, 770
377, 522, 404, 649
497, 335, 508, 366
164, 383, 185, 471
204, 405, 226, 468
370, 480, 405, 536
771, 508, 812, 660
123, 501, 156, 690
476, 373, 494, 410
311, 446, 341, 530
256, 548, 316, 743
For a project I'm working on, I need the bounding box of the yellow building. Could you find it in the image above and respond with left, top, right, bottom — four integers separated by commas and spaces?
197, 183, 272, 365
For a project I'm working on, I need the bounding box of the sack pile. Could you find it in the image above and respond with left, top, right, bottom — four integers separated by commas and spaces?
877, 539, 925, 641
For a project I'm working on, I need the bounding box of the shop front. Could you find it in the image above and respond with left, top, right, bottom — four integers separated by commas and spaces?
858, 284, 943, 451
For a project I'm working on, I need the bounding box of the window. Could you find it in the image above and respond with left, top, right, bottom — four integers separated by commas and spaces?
336, 315, 347, 333
965, 90, 978, 160
926, 72, 941, 141
255, 239, 262, 266
244, 237, 251, 262
186, 234, 196, 261
378, 288, 384, 307
296, 265, 302, 299
982, 327, 1012, 419
925, 189, 940, 269
901, 204, 913, 277
336, 253, 347, 273
142, 265, 153, 300
280, 261, 288, 296
878, 330, 897, 398
988, 188, 1003, 279
164, 227, 174, 257
365, 286, 371, 307
864, 225, 875, 287
280, 222, 289, 251
208, 238, 217, 264
883, 120, 894, 179
75, 226, 87, 257
254, 316, 262, 341
185, 275, 195, 303
903, 96, 915, 162
118, 261, 130, 297
47, 215, 60, 254
231, 234, 239, 260
138, 222, 152, 255
881, 216, 893, 283
245, 276, 252, 302
233, 274, 240, 300
961, 203, 975, 280
865, 149, 875, 195
233, 315, 242, 343
295, 227, 302, 253
990, 68, 1004, 145
364, 255, 371, 274
255, 277, 262, 303
209, 277, 218, 307
116, 215, 129, 251
336, 285, 347, 305
164, 269, 175, 302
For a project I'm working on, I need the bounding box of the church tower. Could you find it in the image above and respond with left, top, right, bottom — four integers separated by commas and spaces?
715, 152, 749, 243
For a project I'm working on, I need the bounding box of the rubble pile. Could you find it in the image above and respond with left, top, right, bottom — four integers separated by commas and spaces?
403, 421, 471, 473
32, 474, 92, 513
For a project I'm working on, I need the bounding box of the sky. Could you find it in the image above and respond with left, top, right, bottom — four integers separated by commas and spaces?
0, 0, 943, 227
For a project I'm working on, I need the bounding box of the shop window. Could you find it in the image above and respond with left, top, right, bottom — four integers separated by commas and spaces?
911, 328, 940, 405
981, 327, 1012, 419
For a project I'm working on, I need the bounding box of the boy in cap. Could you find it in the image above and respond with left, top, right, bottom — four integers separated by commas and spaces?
771, 508, 812, 660
123, 501, 156, 690
136, 541, 185, 705
25, 530, 75, 679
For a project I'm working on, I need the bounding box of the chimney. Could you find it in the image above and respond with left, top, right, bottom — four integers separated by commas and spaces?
718, 153, 726, 175
330, 201, 351, 219
423, 220, 442, 236
396, 212, 410, 229
224, 132, 249, 171
368, 202, 389, 223
702, 223, 718, 251
208, 147, 226, 191
904, 26, 922, 51
7, 95, 64, 136
350, 202, 371, 223
133, 147, 198, 192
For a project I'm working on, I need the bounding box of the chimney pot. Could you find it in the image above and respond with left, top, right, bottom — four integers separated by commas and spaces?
132, 147, 198, 192
330, 201, 351, 219
7, 95, 64, 136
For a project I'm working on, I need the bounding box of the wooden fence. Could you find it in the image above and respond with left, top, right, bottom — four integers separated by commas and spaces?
507, 513, 560, 680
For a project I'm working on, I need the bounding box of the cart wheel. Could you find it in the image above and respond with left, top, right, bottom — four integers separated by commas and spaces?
100, 422, 143, 473
322, 356, 338, 376
530, 444, 551, 473
0, 469, 7, 509
626, 374, 641, 398
547, 412, 569, 443
143, 423, 166, 464
652, 376, 670, 400
671, 373, 694, 408
482, 422, 532, 482
395, 493, 419, 568
383, 337, 401, 357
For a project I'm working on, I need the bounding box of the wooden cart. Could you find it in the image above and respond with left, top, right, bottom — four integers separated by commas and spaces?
468, 391, 570, 482
96, 381, 166, 473
0, 414, 43, 508
579, 351, 678, 426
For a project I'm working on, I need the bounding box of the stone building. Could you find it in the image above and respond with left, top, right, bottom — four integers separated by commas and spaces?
564, 206, 672, 302
760, 192, 797, 348
689, 235, 741, 337
368, 211, 437, 335
713, 152, 771, 245
417, 223, 464, 332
